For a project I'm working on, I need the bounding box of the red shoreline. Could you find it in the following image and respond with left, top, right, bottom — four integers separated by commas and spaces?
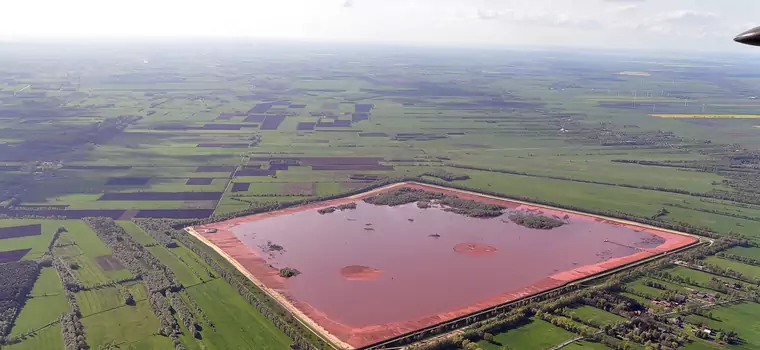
193, 182, 698, 349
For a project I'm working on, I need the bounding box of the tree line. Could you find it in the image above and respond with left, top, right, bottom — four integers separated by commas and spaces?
134, 220, 180, 248
420, 170, 470, 182
167, 291, 201, 339
84, 217, 214, 349
53, 257, 84, 292
83, 217, 181, 294
716, 252, 760, 267
60, 311, 89, 350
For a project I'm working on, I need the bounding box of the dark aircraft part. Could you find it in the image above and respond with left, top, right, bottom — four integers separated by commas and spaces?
735, 26, 760, 46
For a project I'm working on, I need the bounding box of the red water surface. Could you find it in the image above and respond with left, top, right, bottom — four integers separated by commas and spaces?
195, 183, 697, 348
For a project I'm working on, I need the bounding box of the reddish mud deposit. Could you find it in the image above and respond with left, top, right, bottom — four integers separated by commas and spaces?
341, 265, 384, 281
453, 243, 499, 256
193, 182, 698, 349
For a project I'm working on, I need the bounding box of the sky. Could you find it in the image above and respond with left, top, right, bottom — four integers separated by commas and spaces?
2, 0, 759, 52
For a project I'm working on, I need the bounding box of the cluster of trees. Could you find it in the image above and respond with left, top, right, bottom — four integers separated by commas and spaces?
60, 312, 89, 350
119, 287, 135, 306
651, 208, 669, 220
715, 330, 740, 344
706, 277, 745, 296
83, 217, 180, 294
536, 310, 597, 337
336, 202, 357, 210
184, 292, 214, 330
249, 133, 262, 147
438, 197, 505, 218
611, 316, 687, 348
64, 289, 81, 318
642, 280, 666, 290
317, 202, 358, 214
53, 258, 84, 292
508, 213, 565, 229
362, 187, 506, 217
279, 268, 300, 278
0, 261, 40, 336
363, 187, 447, 206
420, 171, 470, 182
149, 292, 181, 337
167, 291, 201, 339
134, 220, 179, 248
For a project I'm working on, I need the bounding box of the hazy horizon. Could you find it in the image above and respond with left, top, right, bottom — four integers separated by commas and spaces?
3, 0, 759, 53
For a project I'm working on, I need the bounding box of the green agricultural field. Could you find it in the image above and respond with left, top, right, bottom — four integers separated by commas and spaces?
183, 279, 293, 350
566, 305, 626, 327
80, 300, 174, 350
704, 256, 760, 280
722, 246, 760, 260
116, 220, 157, 246
664, 266, 746, 288
28, 267, 64, 297
77, 286, 137, 317
0, 220, 68, 260
146, 245, 203, 287
52, 222, 134, 286
477, 318, 578, 350
9, 268, 67, 337
9, 294, 68, 337
5, 325, 63, 350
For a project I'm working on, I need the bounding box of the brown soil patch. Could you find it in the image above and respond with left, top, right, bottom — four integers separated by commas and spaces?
453, 243, 498, 256
95, 255, 125, 271
117, 210, 139, 220
283, 182, 316, 196
340, 265, 383, 281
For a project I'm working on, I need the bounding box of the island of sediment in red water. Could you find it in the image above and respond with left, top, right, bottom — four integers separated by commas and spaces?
191, 182, 698, 349
453, 243, 499, 256
341, 265, 384, 281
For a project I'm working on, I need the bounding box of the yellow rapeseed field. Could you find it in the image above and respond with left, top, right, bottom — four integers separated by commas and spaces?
650, 114, 760, 119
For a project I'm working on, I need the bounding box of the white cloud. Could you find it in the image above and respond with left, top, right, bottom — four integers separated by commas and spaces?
0, 0, 758, 52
